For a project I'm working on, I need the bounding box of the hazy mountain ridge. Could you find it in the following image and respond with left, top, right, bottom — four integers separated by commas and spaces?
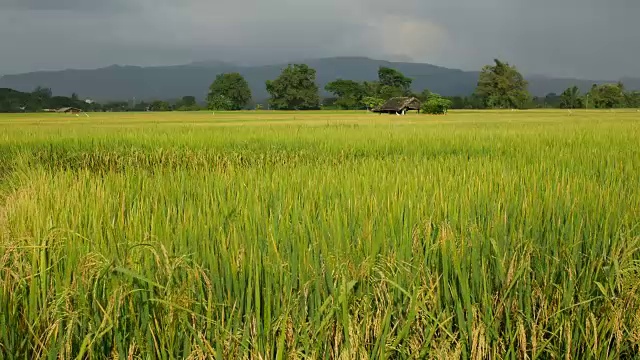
0, 57, 636, 102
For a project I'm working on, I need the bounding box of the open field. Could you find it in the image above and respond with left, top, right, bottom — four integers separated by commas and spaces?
1, 110, 640, 359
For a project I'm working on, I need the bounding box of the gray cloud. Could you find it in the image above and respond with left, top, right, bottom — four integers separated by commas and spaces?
2, 0, 128, 12
1, 0, 638, 79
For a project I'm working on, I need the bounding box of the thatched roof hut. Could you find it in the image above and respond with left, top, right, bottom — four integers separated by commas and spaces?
56, 107, 82, 113
374, 97, 421, 114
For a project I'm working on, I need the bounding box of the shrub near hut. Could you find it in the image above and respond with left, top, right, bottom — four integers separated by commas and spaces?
422, 94, 452, 114
362, 97, 385, 111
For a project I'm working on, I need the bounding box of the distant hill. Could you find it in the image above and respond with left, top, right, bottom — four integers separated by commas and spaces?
0, 57, 633, 102
620, 77, 640, 91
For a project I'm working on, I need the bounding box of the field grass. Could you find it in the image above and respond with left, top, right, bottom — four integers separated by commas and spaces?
1, 110, 639, 359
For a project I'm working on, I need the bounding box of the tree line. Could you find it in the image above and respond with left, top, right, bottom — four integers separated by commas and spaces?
0, 87, 100, 113
2, 59, 639, 113
206, 60, 640, 111
207, 65, 453, 113
0, 87, 202, 113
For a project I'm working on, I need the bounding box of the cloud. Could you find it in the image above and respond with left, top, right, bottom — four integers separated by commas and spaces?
2, 0, 128, 12
358, 16, 450, 62
0, 0, 638, 79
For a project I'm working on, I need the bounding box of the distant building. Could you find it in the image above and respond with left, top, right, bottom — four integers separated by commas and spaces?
56, 107, 82, 114
374, 97, 421, 115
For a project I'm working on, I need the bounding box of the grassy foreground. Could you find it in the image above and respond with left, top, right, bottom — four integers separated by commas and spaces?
1, 110, 639, 359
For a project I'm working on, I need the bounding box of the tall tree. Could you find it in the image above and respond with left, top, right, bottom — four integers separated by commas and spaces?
266, 64, 320, 110
208, 73, 252, 110
378, 85, 405, 100
559, 86, 583, 109
324, 79, 365, 109
30, 86, 53, 109
475, 59, 530, 109
378, 67, 412, 95
32, 86, 52, 100
180, 96, 196, 107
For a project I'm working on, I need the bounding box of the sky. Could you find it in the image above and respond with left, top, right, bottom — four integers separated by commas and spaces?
1, 0, 638, 79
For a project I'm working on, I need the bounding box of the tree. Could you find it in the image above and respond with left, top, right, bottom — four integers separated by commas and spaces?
103, 101, 130, 112
378, 67, 412, 95
324, 79, 366, 109
589, 83, 625, 108
208, 73, 251, 110
0, 88, 27, 112
625, 91, 640, 108
49, 96, 85, 110
475, 59, 530, 109
177, 96, 199, 111
30, 87, 53, 109
418, 89, 432, 102
208, 95, 234, 111
541, 93, 561, 108
181, 96, 196, 107
560, 86, 583, 109
131, 101, 150, 112
447, 96, 466, 109
422, 93, 452, 114
32, 86, 52, 100
266, 64, 320, 110
321, 97, 339, 109
378, 85, 405, 100
362, 81, 380, 98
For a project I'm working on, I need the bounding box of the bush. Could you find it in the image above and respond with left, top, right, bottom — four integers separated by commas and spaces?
176, 105, 201, 111
422, 94, 452, 114
362, 97, 385, 111
150, 100, 171, 111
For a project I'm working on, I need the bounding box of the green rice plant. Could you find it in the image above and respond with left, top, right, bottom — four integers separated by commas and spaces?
0, 110, 639, 358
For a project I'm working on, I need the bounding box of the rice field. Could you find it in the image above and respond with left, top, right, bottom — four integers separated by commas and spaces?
1, 110, 639, 359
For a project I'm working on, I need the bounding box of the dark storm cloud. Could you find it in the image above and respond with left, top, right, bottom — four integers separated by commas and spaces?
1, 0, 638, 79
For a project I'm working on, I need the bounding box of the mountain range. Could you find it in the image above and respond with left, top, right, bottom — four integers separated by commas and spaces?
1, 57, 637, 102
